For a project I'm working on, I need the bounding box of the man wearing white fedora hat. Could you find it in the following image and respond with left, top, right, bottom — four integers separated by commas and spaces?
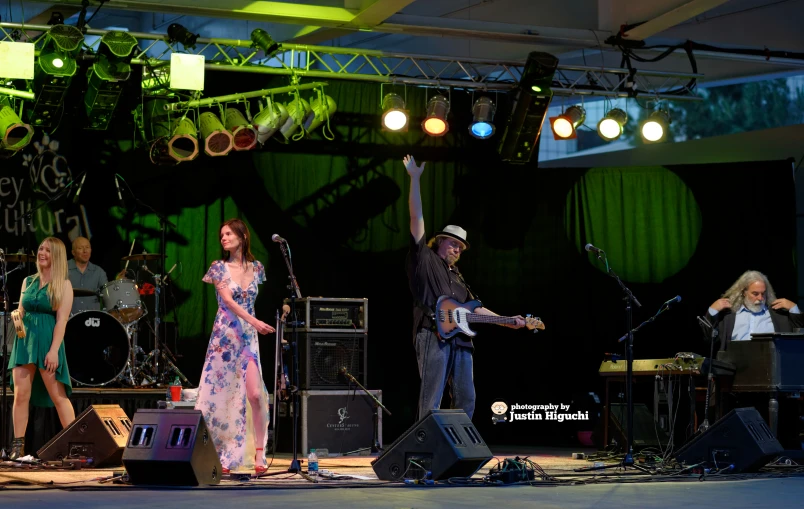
404, 155, 525, 420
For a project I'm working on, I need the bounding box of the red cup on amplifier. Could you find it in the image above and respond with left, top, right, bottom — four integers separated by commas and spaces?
170, 386, 182, 402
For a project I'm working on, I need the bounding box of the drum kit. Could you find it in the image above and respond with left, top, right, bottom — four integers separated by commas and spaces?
0, 252, 188, 388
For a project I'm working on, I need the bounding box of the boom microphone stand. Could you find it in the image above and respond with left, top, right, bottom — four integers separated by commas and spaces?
340, 367, 391, 455
261, 235, 313, 481
578, 245, 649, 474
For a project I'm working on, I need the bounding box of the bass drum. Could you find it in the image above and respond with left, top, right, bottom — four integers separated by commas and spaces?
65, 311, 130, 386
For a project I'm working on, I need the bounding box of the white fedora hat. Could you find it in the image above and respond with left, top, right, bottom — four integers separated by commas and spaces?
434, 225, 469, 249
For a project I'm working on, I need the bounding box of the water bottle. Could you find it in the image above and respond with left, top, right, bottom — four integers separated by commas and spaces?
307, 448, 319, 479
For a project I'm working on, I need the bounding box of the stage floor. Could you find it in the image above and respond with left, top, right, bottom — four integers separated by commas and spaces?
3, 446, 804, 509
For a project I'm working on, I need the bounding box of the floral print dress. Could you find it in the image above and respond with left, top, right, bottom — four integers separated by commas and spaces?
195, 260, 270, 471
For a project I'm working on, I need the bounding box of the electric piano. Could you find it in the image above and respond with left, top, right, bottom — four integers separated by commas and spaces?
598, 355, 736, 448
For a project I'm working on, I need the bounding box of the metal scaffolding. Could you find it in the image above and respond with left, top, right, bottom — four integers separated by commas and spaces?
0, 22, 702, 101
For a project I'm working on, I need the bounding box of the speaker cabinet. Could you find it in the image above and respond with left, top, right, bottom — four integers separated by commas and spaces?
604, 403, 672, 450
675, 407, 784, 473
122, 409, 222, 485
371, 409, 492, 481
285, 331, 367, 390
37, 404, 131, 467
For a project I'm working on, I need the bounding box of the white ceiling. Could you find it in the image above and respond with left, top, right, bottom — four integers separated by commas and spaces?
8, 0, 804, 86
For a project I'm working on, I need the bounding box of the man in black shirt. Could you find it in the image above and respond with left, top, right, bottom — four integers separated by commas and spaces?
404, 155, 525, 420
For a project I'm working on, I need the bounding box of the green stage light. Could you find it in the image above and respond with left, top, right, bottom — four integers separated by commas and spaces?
597, 108, 627, 141
84, 31, 138, 130
252, 99, 288, 144
279, 97, 312, 140
27, 24, 84, 128
199, 111, 233, 156
251, 29, 281, 59
168, 117, 199, 162
224, 107, 258, 151
0, 97, 34, 151
306, 95, 337, 134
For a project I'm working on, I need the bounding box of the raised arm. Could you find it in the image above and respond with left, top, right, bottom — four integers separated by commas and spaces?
404, 155, 425, 243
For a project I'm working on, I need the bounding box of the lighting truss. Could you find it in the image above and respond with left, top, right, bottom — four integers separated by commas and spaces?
0, 22, 702, 102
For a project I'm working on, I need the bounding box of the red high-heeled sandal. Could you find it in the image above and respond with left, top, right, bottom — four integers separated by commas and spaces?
255, 448, 267, 475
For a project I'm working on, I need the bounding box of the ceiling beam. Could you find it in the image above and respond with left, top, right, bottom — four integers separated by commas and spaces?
623, 0, 731, 40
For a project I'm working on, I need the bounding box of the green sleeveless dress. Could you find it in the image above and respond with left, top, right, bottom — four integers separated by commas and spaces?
7, 275, 72, 407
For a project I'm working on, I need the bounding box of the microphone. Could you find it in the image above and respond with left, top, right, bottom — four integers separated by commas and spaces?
73, 173, 87, 204
271, 234, 287, 243
114, 175, 125, 207
585, 243, 604, 254
665, 295, 682, 305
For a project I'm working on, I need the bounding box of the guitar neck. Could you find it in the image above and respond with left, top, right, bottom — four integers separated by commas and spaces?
466, 313, 516, 325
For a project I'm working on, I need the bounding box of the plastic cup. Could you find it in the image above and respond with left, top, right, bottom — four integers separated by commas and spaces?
170, 385, 182, 402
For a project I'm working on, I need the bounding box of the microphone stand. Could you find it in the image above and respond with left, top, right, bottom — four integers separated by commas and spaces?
696, 315, 719, 433
261, 239, 313, 481
340, 368, 390, 455
578, 250, 649, 474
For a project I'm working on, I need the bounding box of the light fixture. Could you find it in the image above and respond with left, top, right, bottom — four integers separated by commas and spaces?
84, 31, 138, 130
597, 108, 628, 141
0, 97, 34, 151
422, 94, 449, 137
498, 51, 559, 163
550, 105, 586, 140
252, 98, 288, 144
469, 97, 496, 139
224, 107, 258, 151
168, 117, 199, 161
251, 29, 281, 59
381, 93, 408, 132
167, 23, 199, 48
306, 95, 337, 134
199, 111, 233, 156
47, 12, 65, 25
279, 97, 312, 140
641, 110, 671, 143
169, 53, 205, 91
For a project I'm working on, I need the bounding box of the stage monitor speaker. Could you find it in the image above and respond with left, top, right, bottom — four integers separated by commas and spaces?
606, 403, 671, 451
37, 404, 131, 467
675, 407, 783, 473
371, 409, 492, 481
122, 408, 222, 485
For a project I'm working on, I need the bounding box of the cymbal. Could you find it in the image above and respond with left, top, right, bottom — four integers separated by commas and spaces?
3, 253, 35, 263
122, 254, 166, 261
73, 288, 98, 297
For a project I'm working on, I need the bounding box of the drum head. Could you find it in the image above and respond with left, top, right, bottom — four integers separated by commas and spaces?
65, 311, 130, 386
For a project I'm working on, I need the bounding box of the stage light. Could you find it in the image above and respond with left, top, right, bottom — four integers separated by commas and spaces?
47, 12, 65, 25
84, 31, 138, 130
167, 23, 199, 48
0, 97, 33, 151
0, 41, 35, 80
381, 93, 408, 132
597, 108, 627, 141
168, 117, 199, 161
252, 98, 288, 144
422, 95, 449, 137
279, 97, 312, 140
251, 29, 281, 58
38, 25, 83, 77
199, 111, 233, 156
224, 107, 258, 151
498, 51, 559, 163
306, 95, 337, 134
641, 110, 671, 143
550, 105, 586, 140
170, 53, 205, 91
469, 97, 496, 139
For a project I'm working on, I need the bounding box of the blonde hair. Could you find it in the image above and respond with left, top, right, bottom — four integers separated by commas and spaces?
723, 270, 777, 310
33, 237, 68, 311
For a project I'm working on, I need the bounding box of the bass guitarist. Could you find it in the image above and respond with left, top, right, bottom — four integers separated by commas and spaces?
404, 155, 526, 421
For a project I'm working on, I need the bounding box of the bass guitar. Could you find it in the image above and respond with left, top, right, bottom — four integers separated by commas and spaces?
435, 295, 544, 339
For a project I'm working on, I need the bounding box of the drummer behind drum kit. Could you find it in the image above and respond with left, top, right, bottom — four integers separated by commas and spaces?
2, 252, 188, 388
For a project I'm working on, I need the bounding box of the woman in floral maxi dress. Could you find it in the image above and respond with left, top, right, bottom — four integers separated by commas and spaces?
195, 219, 275, 474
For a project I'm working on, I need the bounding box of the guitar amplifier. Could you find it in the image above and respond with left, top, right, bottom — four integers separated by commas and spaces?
284, 331, 367, 390
283, 297, 367, 333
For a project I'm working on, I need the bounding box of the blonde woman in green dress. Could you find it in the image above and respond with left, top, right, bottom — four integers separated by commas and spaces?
7, 237, 76, 460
